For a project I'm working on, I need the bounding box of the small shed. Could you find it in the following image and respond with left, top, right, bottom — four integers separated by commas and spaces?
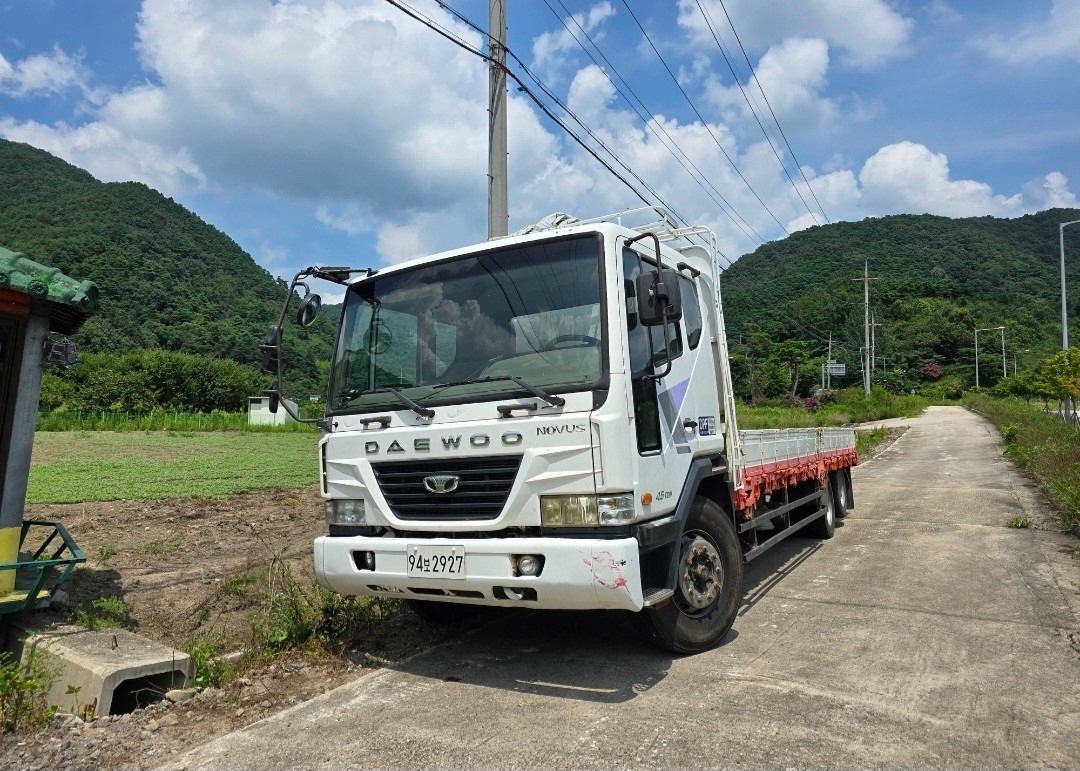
0, 246, 98, 602
248, 396, 298, 426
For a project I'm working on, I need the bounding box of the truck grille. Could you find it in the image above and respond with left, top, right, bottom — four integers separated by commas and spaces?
371, 456, 522, 521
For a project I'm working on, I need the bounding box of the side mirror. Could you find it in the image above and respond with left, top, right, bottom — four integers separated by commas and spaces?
296, 294, 322, 328
261, 326, 281, 374
636, 269, 682, 326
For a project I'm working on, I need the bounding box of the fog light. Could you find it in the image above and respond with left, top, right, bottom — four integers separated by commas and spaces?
516, 554, 543, 577
325, 499, 366, 526
352, 550, 376, 571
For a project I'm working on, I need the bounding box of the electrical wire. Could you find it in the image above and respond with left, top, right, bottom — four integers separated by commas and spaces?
543, 0, 765, 246
383, 0, 654, 210
387, 0, 735, 265
693, 0, 820, 226
618, 0, 788, 234
712, 0, 829, 222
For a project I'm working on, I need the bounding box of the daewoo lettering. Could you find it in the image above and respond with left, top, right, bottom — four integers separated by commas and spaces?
365, 433, 524, 455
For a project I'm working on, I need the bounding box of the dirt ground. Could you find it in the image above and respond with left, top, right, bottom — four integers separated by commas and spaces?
0, 485, 459, 771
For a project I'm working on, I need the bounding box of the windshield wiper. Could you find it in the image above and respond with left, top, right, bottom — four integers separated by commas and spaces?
339, 387, 434, 418
433, 375, 565, 408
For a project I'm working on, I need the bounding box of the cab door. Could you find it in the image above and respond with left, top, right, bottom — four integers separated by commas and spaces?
622, 247, 706, 514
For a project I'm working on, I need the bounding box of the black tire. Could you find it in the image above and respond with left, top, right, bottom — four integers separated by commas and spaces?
637, 497, 743, 654
405, 599, 476, 625
830, 470, 850, 518
805, 481, 836, 539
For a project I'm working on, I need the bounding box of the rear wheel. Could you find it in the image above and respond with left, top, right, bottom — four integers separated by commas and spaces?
805, 482, 836, 539
830, 470, 850, 517
637, 497, 743, 654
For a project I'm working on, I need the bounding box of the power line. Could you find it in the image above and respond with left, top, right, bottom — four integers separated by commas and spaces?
713, 0, 830, 224
693, 0, 821, 226
542, 0, 766, 246
383, 0, 655, 213
619, 0, 789, 234
387, 0, 734, 264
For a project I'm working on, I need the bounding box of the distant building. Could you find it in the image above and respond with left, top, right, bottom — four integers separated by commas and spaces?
248, 396, 298, 426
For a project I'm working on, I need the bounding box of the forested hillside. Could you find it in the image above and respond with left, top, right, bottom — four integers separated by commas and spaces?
2, 138, 1076, 408
719, 208, 1080, 397
0, 140, 336, 401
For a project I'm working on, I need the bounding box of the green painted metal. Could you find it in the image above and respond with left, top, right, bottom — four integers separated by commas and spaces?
0, 520, 86, 614
0, 246, 99, 313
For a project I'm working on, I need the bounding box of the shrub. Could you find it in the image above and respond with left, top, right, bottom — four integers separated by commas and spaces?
0, 650, 58, 733
918, 363, 944, 380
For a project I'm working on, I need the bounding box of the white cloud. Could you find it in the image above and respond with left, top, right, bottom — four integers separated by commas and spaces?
0, 45, 91, 98
976, 0, 1080, 64
704, 37, 838, 132
376, 222, 425, 264
677, 0, 914, 69
532, 2, 615, 81
925, 1, 961, 25
1020, 171, 1078, 209
0, 0, 1071, 275
857, 141, 1034, 218
0, 116, 204, 194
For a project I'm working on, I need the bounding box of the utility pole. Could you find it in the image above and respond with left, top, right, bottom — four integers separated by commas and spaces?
1060, 220, 1079, 421
852, 259, 878, 395
870, 313, 882, 373
487, 0, 508, 239
999, 327, 1007, 378
826, 333, 832, 390
975, 325, 1005, 388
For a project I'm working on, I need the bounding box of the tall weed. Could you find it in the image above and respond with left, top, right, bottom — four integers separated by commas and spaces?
965, 393, 1080, 530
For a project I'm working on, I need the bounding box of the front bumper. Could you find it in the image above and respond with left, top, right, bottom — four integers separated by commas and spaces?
314, 535, 643, 612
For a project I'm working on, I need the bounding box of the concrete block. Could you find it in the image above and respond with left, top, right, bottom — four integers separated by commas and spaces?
5, 617, 193, 717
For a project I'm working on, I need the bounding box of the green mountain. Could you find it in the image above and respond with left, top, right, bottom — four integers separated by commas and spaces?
0, 139, 336, 395
2, 138, 1076, 403
719, 209, 1080, 384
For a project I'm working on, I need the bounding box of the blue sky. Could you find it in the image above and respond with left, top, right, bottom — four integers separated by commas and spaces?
1, 0, 1078, 289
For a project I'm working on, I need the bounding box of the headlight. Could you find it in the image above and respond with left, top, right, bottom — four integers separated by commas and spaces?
540, 495, 597, 526
541, 493, 636, 526
324, 499, 366, 526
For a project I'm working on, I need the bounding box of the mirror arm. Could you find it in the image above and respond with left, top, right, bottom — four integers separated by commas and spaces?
262, 265, 374, 424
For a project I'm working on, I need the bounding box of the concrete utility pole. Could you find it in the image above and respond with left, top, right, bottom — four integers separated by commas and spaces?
487, 0, 508, 239
871, 313, 882, 373
1060, 220, 1079, 421
853, 259, 877, 395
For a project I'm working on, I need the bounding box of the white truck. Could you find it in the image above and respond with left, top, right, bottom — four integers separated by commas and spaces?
263, 209, 857, 653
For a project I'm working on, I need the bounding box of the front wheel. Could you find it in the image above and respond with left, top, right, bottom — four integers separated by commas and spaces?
637, 497, 743, 654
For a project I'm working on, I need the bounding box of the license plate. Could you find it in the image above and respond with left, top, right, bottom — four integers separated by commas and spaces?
406, 544, 466, 579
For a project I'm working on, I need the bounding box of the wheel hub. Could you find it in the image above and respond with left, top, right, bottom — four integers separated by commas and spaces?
678, 535, 723, 610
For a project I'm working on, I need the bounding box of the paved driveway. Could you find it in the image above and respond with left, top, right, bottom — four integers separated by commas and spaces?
163, 406, 1080, 770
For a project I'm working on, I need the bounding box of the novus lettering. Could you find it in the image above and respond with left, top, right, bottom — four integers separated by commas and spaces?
536, 424, 587, 436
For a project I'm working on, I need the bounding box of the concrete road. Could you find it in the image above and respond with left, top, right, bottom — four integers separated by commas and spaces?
163, 406, 1080, 770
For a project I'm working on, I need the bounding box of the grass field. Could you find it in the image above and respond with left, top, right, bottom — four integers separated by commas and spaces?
28, 431, 321, 503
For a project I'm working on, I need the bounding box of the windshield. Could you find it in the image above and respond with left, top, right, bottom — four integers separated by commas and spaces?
329, 234, 604, 414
